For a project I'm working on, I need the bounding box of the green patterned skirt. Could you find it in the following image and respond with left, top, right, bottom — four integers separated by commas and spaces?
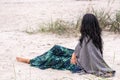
30, 45, 81, 72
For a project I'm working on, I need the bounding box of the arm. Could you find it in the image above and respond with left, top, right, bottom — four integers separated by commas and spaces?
71, 42, 81, 64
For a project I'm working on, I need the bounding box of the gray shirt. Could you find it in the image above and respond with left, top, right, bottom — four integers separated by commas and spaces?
74, 37, 115, 77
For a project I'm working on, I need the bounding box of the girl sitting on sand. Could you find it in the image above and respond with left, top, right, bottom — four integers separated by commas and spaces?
16, 13, 115, 78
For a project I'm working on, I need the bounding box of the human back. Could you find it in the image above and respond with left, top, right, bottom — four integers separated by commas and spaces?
79, 13, 103, 54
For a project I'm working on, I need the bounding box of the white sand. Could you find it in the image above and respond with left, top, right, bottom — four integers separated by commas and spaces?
0, 0, 120, 80
0, 31, 120, 80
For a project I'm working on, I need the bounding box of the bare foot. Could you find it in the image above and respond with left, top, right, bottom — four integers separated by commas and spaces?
16, 57, 30, 64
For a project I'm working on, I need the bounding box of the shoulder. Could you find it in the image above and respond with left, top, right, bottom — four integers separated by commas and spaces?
82, 37, 92, 45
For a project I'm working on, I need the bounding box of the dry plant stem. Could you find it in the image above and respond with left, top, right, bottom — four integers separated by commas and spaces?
16, 57, 30, 64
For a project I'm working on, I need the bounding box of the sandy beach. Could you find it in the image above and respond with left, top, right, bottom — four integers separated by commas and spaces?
0, 0, 120, 80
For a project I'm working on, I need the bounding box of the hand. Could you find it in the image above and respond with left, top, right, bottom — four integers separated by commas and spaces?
70, 53, 77, 64
70, 57, 77, 64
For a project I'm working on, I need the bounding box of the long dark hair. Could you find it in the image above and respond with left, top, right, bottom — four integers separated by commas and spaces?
79, 13, 103, 54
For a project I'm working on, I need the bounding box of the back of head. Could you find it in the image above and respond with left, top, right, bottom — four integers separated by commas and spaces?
80, 13, 103, 54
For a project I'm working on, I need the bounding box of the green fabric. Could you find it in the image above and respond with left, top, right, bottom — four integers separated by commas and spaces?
30, 45, 76, 71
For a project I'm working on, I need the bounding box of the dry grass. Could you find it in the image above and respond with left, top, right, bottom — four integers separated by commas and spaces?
25, 0, 120, 36
25, 10, 120, 36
